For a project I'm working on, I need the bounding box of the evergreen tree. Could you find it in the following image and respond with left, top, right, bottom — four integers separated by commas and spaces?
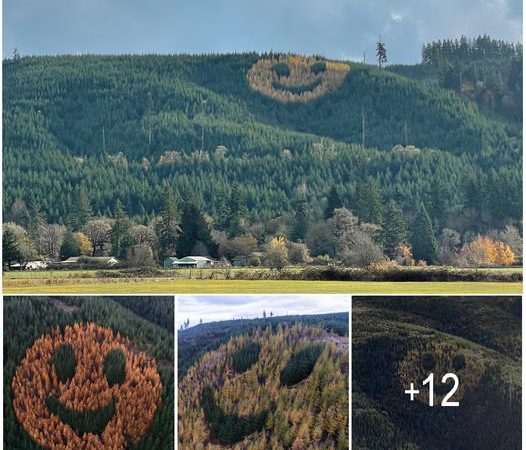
110, 200, 132, 259
291, 193, 309, 242
381, 201, 408, 259
68, 186, 92, 231
324, 186, 342, 219
215, 191, 230, 231
427, 181, 448, 230
227, 183, 247, 238
411, 205, 438, 264
155, 186, 180, 262
176, 200, 218, 258
355, 178, 383, 225
59, 229, 81, 260
376, 38, 388, 68
3, 228, 21, 269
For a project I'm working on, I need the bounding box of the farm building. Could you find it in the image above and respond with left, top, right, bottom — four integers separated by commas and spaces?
25, 260, 49, 270
57, 256, 120, 267
164, 256, 215, 269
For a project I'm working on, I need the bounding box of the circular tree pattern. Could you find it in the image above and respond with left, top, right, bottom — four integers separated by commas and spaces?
398, 341, 485, 405
179, 324, 349, 449
247, 54, 350, 103
12, 323, 162, 450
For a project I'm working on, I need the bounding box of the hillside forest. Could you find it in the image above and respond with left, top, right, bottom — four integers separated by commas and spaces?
3, 296, 174, 450
178, 315, 349, 449
3, 35, 522, 270
352, 296, 522, 450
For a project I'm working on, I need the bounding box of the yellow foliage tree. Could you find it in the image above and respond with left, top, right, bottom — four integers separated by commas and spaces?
74, 232, 93, 256
460, 235, 516, 267
492, 241, 515, 265
265, 236, 289, 270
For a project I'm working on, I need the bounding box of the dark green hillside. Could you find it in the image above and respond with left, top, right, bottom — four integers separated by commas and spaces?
3, 296, 174, 450
3, 46, 522, 229
352, 296, 521, 450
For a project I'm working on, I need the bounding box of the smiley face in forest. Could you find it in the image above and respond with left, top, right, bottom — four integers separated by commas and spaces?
398, 341, 485, 405
178, 327, 342, 448
247, 54, 350, 103
12, 323, 162, 450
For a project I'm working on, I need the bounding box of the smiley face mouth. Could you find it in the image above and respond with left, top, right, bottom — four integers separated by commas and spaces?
272, 79, 322, 95
46, 395, 116, 435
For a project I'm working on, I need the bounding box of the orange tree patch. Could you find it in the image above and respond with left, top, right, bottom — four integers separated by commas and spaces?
12, 323, 162, 450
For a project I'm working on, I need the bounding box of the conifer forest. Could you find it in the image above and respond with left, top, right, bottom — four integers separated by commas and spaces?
3, 36, 523, 274
178, 313, 349, 449
3, 296, 174, 450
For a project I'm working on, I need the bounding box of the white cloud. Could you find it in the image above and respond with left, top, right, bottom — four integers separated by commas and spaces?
390, 11, 405, 22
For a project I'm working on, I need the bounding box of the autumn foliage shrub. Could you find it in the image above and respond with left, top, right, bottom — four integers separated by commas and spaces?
459, 235, 516, 266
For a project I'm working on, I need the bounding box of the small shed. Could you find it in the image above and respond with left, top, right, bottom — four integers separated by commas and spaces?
164, 256, 215, 269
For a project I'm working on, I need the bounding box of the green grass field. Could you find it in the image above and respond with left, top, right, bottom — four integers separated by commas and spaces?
3, 278, 522, 294
4, 266, 522, 294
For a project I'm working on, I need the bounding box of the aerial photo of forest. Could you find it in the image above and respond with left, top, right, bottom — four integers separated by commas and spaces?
3, 296, 174, 450
352, 296, 522, 450
178, 311, 349, 449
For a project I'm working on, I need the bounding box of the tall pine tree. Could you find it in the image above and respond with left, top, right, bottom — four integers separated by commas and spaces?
177, 200, 219, 258
376, 38, 387, 68
227, 183, 247, 238
68, 186, 92, 231
110, 200, 132, 259
411, 204, 438, 264
381, 201, 408, 258
60, 229, 81, 260
355, 178, 383, 225
3, 228, 21, 269
155, 186, 180, 263
324, 186, 342, 219
291, 193, 309, 242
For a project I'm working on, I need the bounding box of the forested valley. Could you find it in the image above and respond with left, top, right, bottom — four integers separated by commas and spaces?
3, 35, 522, 270
4, 296, 174, 450
178, 316, 349, 449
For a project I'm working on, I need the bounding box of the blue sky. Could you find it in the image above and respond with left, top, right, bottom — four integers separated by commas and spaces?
3, 0, 522, 63
177, 295, 349, 328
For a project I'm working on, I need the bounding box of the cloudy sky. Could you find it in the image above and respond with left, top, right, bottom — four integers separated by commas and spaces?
177, 295, 349, 328
3, 0, 522, 63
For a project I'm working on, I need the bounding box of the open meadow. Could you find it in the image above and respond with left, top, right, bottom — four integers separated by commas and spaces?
3, 267, 522, 294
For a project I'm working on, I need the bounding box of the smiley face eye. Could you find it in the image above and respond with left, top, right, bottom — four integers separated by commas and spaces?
280, 344, 324, 386
232, 342, 261, 373
420, 352, 436, 371
453, 354, 466, 371
104, 349, 126, 387
51, 344, 76, 383
310, 61, 326, 75
272, 62, 290, 77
